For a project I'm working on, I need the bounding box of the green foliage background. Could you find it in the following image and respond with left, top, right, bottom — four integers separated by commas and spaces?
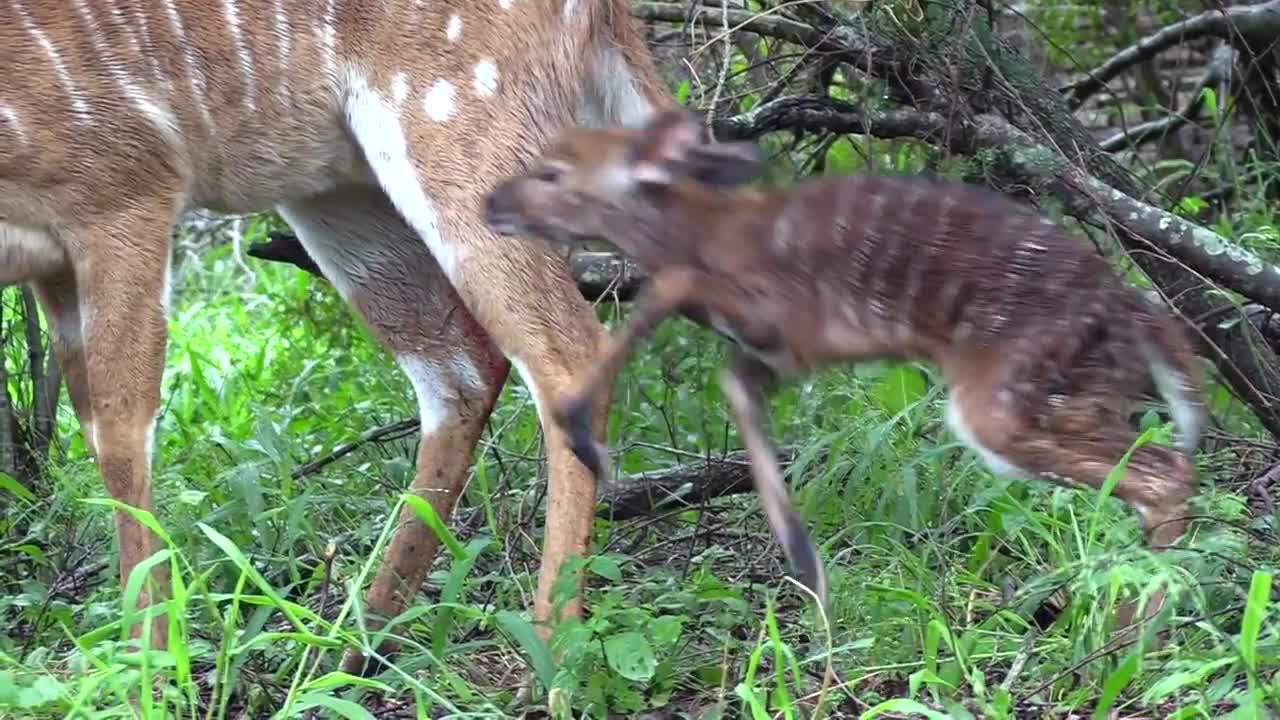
2, 0, 1279, 717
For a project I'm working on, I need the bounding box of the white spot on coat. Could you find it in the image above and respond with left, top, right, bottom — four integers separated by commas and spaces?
473, 60, 499, 97
563, 0, 578, 16
391, 73, 410, 104
423, 79, 456, 122
446, 14, 462, 41
499, 0, 513, 9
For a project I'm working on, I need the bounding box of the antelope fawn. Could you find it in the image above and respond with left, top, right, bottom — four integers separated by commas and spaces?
0, 0, 675, 673
483, 109, 1207, 623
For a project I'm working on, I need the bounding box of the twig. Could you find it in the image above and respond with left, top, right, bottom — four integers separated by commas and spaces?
290, 419, 419, 479
1062, 0, 1280, 108
247, 235, 650, 303
1098, 45, 1237, 153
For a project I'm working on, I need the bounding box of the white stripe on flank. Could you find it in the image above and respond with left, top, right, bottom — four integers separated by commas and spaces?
223, 0, 258, 109
320, 0, 338, 80
273, 0, 292, 77
71, 0, 181, 142
162, 0, 213, 128
344, 70, 468, 283
12, 0, 93, 123
0, 101, 30, 144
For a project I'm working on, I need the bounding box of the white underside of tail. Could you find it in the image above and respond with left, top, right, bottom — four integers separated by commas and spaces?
1147, 353, 1202, 454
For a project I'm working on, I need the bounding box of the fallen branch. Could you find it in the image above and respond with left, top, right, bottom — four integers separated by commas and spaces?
1098, 45, 1236, 153
289, 411, 788, 519
597, 449, 767, 520
248, 232, 649, 302
1062, 0, 1280, 108
714, 94, 1280, 314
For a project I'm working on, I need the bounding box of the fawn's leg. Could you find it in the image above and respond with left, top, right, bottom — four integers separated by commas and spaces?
948, 381, 1196, 632
718, 354, 827, 609
67, 202, 177, 649
277, 189, 510, 675
552, 266, 704, 480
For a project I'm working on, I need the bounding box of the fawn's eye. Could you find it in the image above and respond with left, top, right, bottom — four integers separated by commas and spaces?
533, 164, 565, 183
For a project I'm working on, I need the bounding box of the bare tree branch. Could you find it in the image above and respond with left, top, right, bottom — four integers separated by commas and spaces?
598, 448, 782, 520
635, 2, 825, 48
1098, 45, 1237, 153
0, 297, 13, 478
714, 93, 1280, 314
20, 287, 59, 475
1062, 0, 1280, 108
288, 409, 797, 520
248, 233, 650, 302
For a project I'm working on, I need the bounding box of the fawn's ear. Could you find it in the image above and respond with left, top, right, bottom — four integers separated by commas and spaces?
628, 109, 703, 185
684, 141, 766, 187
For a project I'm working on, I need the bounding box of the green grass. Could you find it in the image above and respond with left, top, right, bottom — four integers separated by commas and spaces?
2, 218, 1277, 719
3, 162, 1280, 718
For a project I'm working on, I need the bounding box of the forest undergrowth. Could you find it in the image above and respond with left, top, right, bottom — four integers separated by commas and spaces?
3, 0, 1280, 716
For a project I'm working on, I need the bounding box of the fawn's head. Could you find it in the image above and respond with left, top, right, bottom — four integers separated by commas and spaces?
482, 110, 765, 250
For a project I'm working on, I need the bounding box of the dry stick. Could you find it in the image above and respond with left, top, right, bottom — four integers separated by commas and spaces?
290, 419, 419, 480
1061, 0, 1280, 109
1018, 602, 1245, 704
1098, 45, 1237, 154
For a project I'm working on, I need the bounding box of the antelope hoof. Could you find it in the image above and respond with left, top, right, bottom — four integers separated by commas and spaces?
341, 644, 394, 678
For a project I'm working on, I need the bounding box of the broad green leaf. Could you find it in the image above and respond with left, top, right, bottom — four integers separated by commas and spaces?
588, 555, 622, 582
870, 365, 926, 416
604, 631, 656, 682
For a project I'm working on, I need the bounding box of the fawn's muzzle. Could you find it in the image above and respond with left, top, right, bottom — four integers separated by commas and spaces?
482, 182, 523, 235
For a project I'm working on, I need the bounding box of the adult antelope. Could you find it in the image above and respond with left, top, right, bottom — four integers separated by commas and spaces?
0, 0, 670, 672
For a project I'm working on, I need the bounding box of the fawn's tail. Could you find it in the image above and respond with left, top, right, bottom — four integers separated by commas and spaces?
1130, 295, 1206, 455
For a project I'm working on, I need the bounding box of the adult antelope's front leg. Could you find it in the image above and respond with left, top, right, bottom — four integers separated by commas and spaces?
438, 218, 615, 637
71, 202, 177, 649
552, 267, 704, 480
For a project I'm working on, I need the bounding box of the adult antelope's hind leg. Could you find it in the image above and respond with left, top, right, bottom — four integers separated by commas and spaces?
347, 91, 614, 640
718, 354, 827, 609
276, 189, 510, 675
69, 203, 177, 649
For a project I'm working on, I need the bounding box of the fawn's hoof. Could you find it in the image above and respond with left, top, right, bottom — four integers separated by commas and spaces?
341, 644, 394, 678
555, 400, 608, 479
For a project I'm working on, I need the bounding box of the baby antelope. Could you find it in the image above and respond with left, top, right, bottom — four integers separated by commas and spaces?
482, 109, 1205, 620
